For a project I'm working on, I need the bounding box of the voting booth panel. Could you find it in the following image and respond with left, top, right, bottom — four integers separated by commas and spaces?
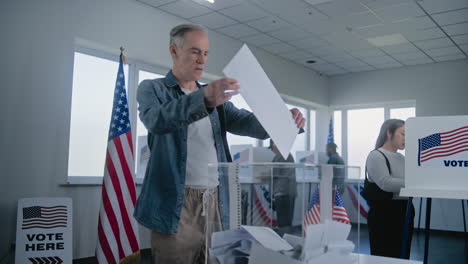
206, 162, 363, 263
402, 115, 468, 199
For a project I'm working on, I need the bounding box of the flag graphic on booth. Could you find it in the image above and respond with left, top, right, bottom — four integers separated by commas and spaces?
418, 125, 468, 166
96, 52, 140, 264
303, 187, 350, 232
251, 185, 278, 227
345, 183, 369, 219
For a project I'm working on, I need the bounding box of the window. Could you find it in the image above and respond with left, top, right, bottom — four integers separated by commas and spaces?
135, 70, 165, 179
309, 110, 316, 151
333, 111, 342, 155
287, 104, 307, 155
347, 108, 384, 179
390, 107, 416, 155
68, 52, 128, 178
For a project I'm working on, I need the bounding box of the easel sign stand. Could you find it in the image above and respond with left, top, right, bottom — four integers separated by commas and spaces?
400, 115, 468, 264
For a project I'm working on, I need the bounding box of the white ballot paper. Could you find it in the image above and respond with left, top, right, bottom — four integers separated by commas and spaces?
223, 44, 299, 159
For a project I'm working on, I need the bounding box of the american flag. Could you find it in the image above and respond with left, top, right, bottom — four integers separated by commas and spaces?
327, 117, 334, 144
22, 206, 67, 230
233, 149, 249, 163
96, 54, 140, 264
346, 183, 369, 219
303, 187, 350, 231
418, 126, 468, 165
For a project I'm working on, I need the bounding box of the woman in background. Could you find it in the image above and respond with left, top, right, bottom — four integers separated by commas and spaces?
365, 119, 414, 259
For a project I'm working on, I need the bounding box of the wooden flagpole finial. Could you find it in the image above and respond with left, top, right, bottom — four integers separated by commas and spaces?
120, 46, 127, 65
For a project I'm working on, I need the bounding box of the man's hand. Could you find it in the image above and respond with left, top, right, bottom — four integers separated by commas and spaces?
290, 108, 305, 129
204, 78, 240, 108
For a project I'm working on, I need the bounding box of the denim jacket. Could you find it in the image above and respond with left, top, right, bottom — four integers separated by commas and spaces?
134, 70, 268, 234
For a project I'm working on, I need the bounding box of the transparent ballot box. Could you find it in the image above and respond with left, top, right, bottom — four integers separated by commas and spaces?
206, 162, 364, 264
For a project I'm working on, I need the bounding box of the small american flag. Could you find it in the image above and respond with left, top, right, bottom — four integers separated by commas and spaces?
96, 53, 140, 264
303, 187, 350, 232
22, 206, 67, 230
233, 149, 249, 163
418, 126, 468, 165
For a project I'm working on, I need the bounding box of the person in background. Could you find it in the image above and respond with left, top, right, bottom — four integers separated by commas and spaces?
134, 24, 305, 264
326, 142, 346, 194
365, 119, 414, 259
270, 139, 297, 235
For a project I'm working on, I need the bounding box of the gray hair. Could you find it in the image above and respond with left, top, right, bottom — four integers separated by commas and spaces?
169, 24, 207, 47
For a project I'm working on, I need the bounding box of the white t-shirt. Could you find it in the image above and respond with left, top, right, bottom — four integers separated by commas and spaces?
181, 87, 219, 188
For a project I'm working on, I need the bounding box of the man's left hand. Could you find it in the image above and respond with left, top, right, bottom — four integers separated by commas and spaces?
290, 108, 305, 129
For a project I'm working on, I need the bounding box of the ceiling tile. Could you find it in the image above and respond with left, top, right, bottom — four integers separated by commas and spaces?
418, 0, 468, 14
216, 24, 260, 38
279, 50, 314, 61
190, 12, 237, 29
338, 11, 382, 29
314, 0, 367, 17
292, 37, 329, 49
279, 6, 329, 28
432, 8, 468, 26
219, 2, 269, 22
460, 44, 468, 53
323, 69, 349, 76
335, 59, 370, 68
403, 27, 446, 42
240, 33, 281, 46
360, 0, 411, 10
393, 16, 437, 31
414, 38, 454, 50
443, 22, 468, 35
190, 0, 244, 10
322, 31, 375, 51
268, 28, 311, 42
392, 51, 429, 60
400, 57, 433, 66
310, 63, 345, 72
158, 0, 212, 18
137, 0, 177, 7
453, 34, 468, 45
424, 46, 463, 57
246, 16, 291, 32
381, 43, 419, 54
372, 61, 403, 69
306, 45, 343, 56
346, 65, 376, 72
433, 53, 467, 62
374, 2, 425, 23
250, 0, 309, 16
354, 24, 399, 38
349, 48, 387, 57
322, 53, 356, 63
262, 42, 298, 54
362, 55, 398, 64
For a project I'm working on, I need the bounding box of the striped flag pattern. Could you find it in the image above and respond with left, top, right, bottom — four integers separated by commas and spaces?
303, 187, 350, 232
346, 183, 369, 219
251, 185, 277, 227
22, 206, 67, 230
418, 125, 468, 165
96, 54, 140, 263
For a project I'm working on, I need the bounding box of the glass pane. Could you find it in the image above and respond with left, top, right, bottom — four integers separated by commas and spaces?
347, 108, 384, 179
227, 94, 257, 149
68, 52, 129, 177
309, 110, 316, 151
135, 70, 165, 178
390, 107, 415, 121
333, 110, 342, 155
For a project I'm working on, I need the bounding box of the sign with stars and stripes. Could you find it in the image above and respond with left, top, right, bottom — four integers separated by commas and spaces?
15, 198, 72, 264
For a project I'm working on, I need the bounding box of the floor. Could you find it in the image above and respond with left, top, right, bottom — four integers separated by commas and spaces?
63, 226, 467, 263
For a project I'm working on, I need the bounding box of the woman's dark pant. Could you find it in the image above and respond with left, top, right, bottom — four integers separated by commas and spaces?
367, 200, 415, 259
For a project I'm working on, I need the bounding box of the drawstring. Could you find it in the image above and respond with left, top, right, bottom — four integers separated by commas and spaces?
201, 188, 215, 217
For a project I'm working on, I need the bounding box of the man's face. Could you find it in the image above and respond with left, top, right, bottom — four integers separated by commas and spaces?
171, 31, 209, 81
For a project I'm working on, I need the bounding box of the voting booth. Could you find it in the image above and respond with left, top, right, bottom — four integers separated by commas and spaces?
206, 162, 365, 264
400, 115, 468, 263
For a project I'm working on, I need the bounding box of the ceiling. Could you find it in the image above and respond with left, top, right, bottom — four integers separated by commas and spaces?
136, 0, 468, 76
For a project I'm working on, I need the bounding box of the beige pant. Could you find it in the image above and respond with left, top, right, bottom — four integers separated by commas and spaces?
151, 187, 222, 264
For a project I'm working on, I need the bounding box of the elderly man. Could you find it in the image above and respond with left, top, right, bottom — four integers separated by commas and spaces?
134, 24, 305, 264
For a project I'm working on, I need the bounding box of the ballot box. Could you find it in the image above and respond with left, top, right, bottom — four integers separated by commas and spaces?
205, 162, 371, 264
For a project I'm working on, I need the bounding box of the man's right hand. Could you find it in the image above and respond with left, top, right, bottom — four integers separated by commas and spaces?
204, 78, 240, 108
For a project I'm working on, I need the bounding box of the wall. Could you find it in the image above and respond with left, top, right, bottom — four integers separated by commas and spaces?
329, 59, 468, 232
1, 0, 328, 259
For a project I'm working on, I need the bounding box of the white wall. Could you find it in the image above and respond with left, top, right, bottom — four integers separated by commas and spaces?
329, 59, 468, 232
1, 0, 328, 259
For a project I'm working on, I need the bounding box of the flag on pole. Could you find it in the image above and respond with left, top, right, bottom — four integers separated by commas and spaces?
96, 51, 140, 264
327, 117, 334, 144
332, 188, 350, 224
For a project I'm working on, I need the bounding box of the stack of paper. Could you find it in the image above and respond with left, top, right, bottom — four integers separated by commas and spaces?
209, 225, 294, 264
